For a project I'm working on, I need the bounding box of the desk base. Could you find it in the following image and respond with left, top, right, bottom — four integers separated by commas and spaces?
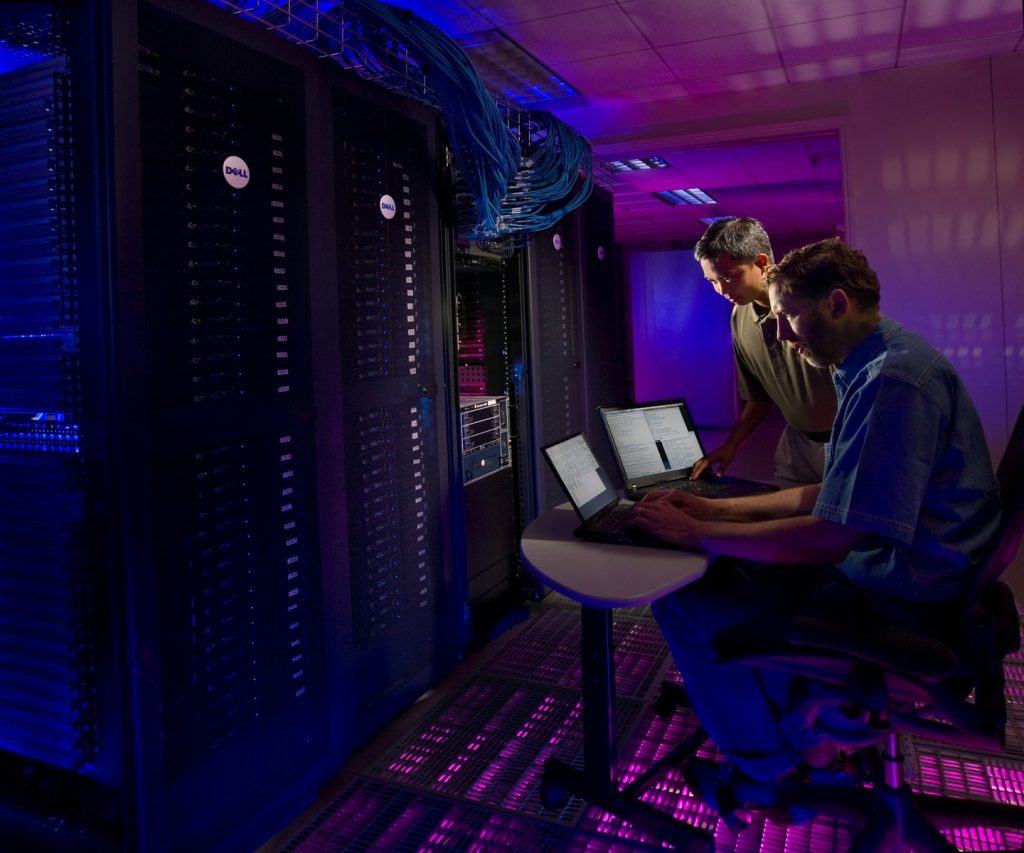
541, 757, 714, 850
538, 606, 714, 851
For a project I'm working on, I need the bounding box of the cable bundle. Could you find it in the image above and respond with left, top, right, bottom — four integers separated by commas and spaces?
343, 0, 522, 238
211, 0, 594, 241
500, 110, 593, 235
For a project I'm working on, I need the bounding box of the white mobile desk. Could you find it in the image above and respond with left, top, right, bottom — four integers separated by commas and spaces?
519, 503, 711, 848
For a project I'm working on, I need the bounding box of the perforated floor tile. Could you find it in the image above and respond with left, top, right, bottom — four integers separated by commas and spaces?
481, 607, 670, 701
281, 777, 573, 852
274, 604, 1024, 852
367, 673, 645, 824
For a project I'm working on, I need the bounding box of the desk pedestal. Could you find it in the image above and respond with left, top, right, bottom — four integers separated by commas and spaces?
540, 605, 713, 850
522, 505, 712, 848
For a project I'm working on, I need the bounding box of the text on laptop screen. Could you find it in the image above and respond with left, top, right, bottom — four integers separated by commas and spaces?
603, 404, 703, 480
545, 434, 607, 507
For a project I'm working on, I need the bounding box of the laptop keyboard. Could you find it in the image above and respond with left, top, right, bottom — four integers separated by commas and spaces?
628, 476, 776, 500
589, 502, 635, 533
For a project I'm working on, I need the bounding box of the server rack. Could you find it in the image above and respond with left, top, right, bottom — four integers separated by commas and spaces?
0, 4, 124, 847
523, 185, 625, 518
453, 251, 527, 643
325, 78, 463, 739
0, 0, 463, 849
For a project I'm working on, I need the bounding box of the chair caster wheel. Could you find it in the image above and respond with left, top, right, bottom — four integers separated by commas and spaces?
540, 779, 569, 810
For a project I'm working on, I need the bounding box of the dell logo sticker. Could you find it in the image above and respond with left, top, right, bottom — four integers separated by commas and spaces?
222, 155, 251, 189
379, 194, 397, 220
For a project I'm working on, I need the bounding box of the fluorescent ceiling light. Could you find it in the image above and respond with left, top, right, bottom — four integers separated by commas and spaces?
653, 188, 718, 206
607, 156, 670, 172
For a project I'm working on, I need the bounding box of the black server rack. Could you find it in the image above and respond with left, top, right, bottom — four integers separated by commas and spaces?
575, 185, 626, 480
326, 81, 462, 740
454, 253, 523, 635
524, 222, 585, 516
523, 186, 625, 517
0, 0, 464, 850
0, 5, 125, 847
132, 5, 329, 849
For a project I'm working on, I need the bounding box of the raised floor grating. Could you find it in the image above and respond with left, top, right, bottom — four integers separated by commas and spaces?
543, 592, 656, 622
274, 601, 1024, 852
481, 607, 670, 700
280, 777, 572, 851
366, 673, 645, 825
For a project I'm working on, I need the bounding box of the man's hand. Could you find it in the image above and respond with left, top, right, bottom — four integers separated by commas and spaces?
689, 444, 737, 480
641, 488, 715, 519
629, 498, 705, 551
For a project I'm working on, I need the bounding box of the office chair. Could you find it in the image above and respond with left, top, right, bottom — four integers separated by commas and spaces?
673, 404, 1024, 852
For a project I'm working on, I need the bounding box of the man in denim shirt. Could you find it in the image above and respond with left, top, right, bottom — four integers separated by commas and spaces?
629, 238, 1000, 798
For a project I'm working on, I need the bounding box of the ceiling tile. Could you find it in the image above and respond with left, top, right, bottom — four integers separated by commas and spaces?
582, 81, 692, 105
619, 0, 771, 47
901, 0, 1024, 48
683, 67, 789, 95
732, 139, 817, 182
764, 0, 904, 28
775, 8, 902, 65
658, 147, 751, 186
554, 48, 677, 93
499, 6, 649, 64
465, 0, 619, 28
785, 49, 895, 82
898, 32, 1024, 66
657, 30, 782, 80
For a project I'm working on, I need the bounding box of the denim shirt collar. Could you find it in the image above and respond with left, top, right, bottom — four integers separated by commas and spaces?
833, 316, 901, 398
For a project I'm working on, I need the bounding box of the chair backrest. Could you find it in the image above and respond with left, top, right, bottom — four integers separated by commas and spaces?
974, 405, 1024, 592
961, 405, 1024, 662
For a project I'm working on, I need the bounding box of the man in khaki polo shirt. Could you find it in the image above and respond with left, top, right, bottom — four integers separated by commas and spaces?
690, 217, 836, 487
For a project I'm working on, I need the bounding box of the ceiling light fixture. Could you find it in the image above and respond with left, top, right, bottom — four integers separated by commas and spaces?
654, 188, 717, 206
607, 156, 670, 172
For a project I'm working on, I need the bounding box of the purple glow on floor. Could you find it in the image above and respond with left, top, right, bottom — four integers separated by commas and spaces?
287, 600, 1024, 852
986, 764, 1024, 805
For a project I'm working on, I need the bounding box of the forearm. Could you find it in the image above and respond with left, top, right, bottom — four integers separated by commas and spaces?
703, 483, 822, 522
719, 399, 774, 453
696, 514, 857, 564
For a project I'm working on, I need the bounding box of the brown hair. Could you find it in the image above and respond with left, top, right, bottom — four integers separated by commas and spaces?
767, 238, 880, 309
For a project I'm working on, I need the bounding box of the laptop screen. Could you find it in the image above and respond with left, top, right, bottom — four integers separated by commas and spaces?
541, 433, 619, 521
600, 400, 704, 482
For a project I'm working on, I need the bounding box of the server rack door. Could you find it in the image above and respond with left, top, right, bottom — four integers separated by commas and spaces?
575, 185, 626, 480
523, 222, 586, 516
132, 5, 329, 848
330, 83, 461, 741
521, 192, 623, 518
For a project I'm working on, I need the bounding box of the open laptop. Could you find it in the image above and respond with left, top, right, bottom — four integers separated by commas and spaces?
541, 432, 674, 548
598, 398, 778, 500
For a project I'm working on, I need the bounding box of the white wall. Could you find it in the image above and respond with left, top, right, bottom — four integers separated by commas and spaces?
843, 58, 1019, 460
566, 53, 1024, 463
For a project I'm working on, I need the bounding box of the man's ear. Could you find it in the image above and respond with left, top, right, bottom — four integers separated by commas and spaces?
826, 288, 850, 318
754, 253, 771, 273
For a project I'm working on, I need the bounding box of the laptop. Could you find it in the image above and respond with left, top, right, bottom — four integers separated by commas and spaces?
598, 398, 778, 500
541, 432, 674, 548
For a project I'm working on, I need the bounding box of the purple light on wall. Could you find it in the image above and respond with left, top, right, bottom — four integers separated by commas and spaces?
628, 250, 737, 426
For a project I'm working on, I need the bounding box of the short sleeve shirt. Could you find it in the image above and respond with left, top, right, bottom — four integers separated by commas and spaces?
813, 317, 1000, 604
731, 302, 837, 434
